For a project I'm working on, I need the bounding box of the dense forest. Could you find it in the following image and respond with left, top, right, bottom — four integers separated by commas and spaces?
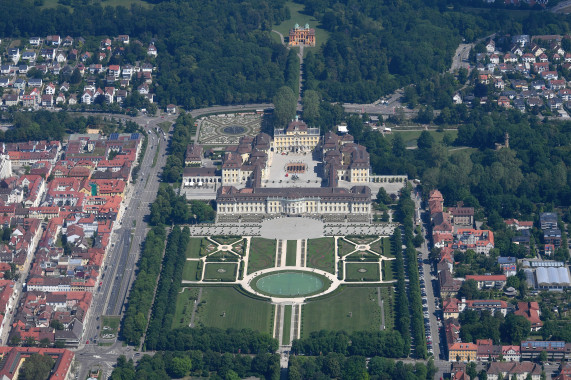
0, 0, 291, 108
340, 110, 571, 223
300, 0, 571, 103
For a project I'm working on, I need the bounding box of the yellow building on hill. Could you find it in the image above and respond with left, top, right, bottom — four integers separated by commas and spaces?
289, 23, 316, 46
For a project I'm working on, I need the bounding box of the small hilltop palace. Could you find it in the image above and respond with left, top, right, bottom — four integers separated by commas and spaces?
182, 118, 408, 222
289, 23, 316, 46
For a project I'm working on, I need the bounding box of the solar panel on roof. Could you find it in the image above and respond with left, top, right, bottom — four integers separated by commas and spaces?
109, 133, 119, 140
130, 133, 140, 140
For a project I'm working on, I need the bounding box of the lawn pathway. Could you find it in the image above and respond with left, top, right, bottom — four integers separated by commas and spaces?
377, 287, 385, 330
189, 287, 203, 328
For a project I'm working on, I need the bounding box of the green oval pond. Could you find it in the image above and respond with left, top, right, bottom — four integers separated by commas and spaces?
254, 271, 326, 297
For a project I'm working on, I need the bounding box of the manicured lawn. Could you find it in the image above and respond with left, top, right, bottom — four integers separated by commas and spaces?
382, 260, 395, 281
282, 305, 292, 345
212, 236, 242, 245
101, 316, 120, 336
195, 287, 272, 333
345, 263, 380, 282
384, 130, 458, 148
158, 121, 171, 134
338, 239, 356, 256
286, 240, 297, 266
247, 238, 277, 274
232, 239, 246, 256
382, 237, 394, 257
368, 238, 383, 255
345, 236, 378, 245
185, 238, 204, 259
203, 263, 238, 281
306, 237, 335, 274
40, 0, 152, 9
182, 260, 201, 281
201, 240, 219, 256
172, 288, 200, 329
379, 286, 395, 330
302, 287, 382, 336
272, 1, 330, 50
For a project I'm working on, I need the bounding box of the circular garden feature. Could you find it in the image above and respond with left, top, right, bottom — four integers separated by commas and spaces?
251, 271, 331, 297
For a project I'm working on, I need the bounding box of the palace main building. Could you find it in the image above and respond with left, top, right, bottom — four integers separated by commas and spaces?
216, 119, 372, 220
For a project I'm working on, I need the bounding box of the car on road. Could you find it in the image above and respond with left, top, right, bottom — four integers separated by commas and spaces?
86, 340, 89, 344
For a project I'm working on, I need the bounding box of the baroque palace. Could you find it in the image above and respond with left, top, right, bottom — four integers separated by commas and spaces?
216, 118, 373, 221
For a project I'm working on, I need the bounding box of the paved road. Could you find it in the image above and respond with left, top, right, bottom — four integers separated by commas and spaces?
450, 44, 472, 73
74, 113, 175, 379
342, 89, 415, 117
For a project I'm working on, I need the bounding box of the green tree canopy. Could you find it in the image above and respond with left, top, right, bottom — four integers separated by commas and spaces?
19, 353, 54, 380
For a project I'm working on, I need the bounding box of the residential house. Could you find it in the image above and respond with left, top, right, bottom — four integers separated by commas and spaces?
29, 37, 41, 46
118, 35, 130, 44
8, 48, 19, 64
486, 362, 541, 380
21, 51, 36, 62
465, 274, 507, 290
540, 212, 558, 229
449, 342, 477, 362
62, 35, 74, 46
41, 94, 53, 108
501, 345, 521, 362
520, 341, 571, 361
515, 301, 543, 331
45, 35, 61, 46
486, 40, 495, 53
498, 257, 517, 277
147, 43, 157, 56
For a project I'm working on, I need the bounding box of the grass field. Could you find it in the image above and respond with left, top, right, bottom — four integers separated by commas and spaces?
306, 237, 335, 274
272, 1, 330, 50
247, 238, 277, 274
195, 287, 272, 333
40, 0, 153, 9
203, 263, 238, 281
382, 260, 395, 281
172, 287, 200, 329
382, 237, 394, 258
100, 316, 120, 338
379, 286, 395, 330
212, 236, 242, 245
286, 240, 297, 266
345, 263, 380, 282
384, 130, 458, 148
182, 260, 201, 281
157, 121, 171, 134
282, 305, 292, 345
368, 239, 382, 255
302, 287, 382, 336
338, 239, 356, 256
185, 238, 203, 259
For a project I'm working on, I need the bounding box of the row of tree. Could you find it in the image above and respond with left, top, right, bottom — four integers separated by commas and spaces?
392, 228, 411, 354
111, 349, 280, 380
291, 330, 407, 358
150, 185, 215, 226
145, 226, 190, 350
121, 226, 166, 345
162, 113, 194, 183
289, 354, 437, 380
396, 186, 427, 359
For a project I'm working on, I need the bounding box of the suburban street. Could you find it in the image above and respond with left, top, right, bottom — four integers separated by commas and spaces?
73, 112, 176, 380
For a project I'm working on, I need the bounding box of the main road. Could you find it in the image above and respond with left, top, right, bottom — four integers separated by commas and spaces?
74, 112, 176, 380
